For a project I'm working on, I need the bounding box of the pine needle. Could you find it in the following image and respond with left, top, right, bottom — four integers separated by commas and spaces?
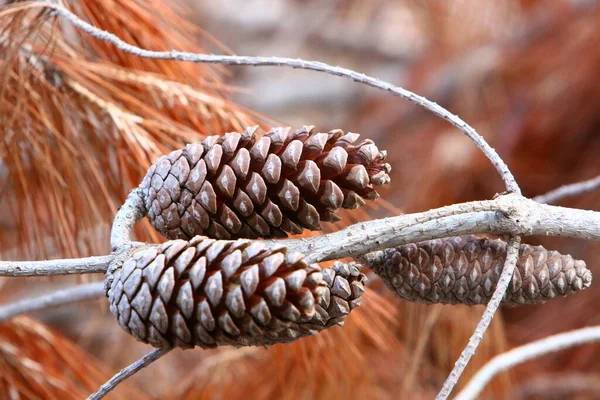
0, 316, 150, 399
0, 1, 267, 259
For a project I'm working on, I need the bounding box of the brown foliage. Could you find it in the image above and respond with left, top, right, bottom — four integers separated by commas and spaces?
178, 290, 404, 400
0, 316, 148, 399
2, 0, 598, 399
0, 0, 264, 260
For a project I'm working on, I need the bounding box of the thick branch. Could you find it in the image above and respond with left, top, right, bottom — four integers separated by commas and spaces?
110, 188, 145, 251
0, 282, 105, 322
3, 195, 599, 273
284, 200, 500, 262
456, 326, 600, 400
280, 194, 600, 262
436, 236, 521, 399
534, 174, 600, 204
0, 255, 110, 277
88, 348, 171, 400
40, 1, 519, 194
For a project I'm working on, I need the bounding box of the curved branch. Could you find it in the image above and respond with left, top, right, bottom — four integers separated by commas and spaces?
456, 326, 600, 400
534, 174, 600, 204
110, 188, 146, 251
88, 348, 171, 400
0, 255, 111, 277
39, 1, 520, 194
0, 282, 105, 322
436, 236, 521, 399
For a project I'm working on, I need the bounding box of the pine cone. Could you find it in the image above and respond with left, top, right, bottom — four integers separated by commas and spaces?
106, 236, 366, 349
363, 235, 592, 305
139, 126, 391, 240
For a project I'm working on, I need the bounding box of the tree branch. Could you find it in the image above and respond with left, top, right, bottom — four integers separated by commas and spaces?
39, 1, 520, 194
0, 282, 105, 322
534, 174, 600, 204
0, 255, 111, 277
284, 198, 501, 262
87, 348, 171, 400
280, 194, 600, 262
455, 326, 600, 400
436, 236, 521, 399
3, 194, 599, 277
110, 188, 146, 251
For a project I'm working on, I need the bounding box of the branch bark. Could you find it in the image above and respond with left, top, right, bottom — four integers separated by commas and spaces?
110, 188, 145, 251
280, 194, 600, 262
3, 195, 599, 273
87, 348, 171, 400
40, 1, 520, 194
0, 282, 106, 322
456, 326, 600, 400
0, 255, 111, 277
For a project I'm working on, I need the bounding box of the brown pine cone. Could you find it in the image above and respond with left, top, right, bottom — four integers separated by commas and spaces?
139, 126, 390, 240
106, 236, 366, 349
362, 235, 592, 305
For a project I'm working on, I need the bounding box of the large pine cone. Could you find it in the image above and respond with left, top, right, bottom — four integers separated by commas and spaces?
106, 236, 366, 349
139, 126, 391, 240
363, 235, 592, 305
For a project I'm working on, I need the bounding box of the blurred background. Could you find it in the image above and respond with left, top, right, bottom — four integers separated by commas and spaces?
1, 0, 600, 398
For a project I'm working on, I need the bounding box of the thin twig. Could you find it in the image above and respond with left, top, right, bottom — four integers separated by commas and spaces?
0, 255, 111, 277
110, 187, 146, 251
455, 326, 600, 400
38, 1, 520, 194
0, 282, 105, 322
436, 236, 522, 399
534, 174, 600, 204
88, 348, 171, 400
